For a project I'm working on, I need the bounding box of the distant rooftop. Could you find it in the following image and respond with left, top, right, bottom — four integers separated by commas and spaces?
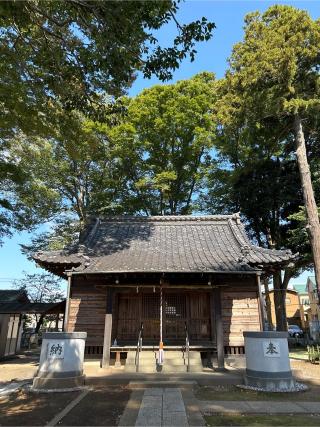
292, 284, 308, 294
0, 289, 26, 303
0, 289, 65, 314
308, 276, 316, 290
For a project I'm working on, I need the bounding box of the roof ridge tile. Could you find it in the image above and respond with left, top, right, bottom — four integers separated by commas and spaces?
86, 214, 239, 223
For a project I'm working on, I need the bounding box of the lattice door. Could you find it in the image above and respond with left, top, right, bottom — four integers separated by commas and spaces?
141, 293, 160, 342
164, 294, 187, 340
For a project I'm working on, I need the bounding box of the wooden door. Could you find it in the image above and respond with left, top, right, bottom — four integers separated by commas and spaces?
189, 293, 211, 341
115, 291, 211, 344
116, 294, 141, 341
164, 294, 187, 341
141, 293, 160, 342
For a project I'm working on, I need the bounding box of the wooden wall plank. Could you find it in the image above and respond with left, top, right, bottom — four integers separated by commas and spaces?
222, 287, 260, 346
67, 283, 107, 346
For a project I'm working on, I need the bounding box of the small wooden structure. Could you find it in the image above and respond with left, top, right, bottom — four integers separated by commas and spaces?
34, 214, 294, 370
0, 290, 65, 359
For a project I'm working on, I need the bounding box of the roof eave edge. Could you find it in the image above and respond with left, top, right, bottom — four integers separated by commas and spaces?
67, 269, 261, 275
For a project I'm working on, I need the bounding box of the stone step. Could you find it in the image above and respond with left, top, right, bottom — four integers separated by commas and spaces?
126, 366, 203, 373
127, 351, 202, 359
125, 366, 159, 373
133, 351, 200, 359
129, 381, 196, 388
124, 350, 203, 373
160, 366, 189, 373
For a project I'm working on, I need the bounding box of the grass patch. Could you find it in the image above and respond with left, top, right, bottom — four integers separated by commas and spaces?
196, 385, 320, 402
204, 414, 320, 426
289, 348, 308, 360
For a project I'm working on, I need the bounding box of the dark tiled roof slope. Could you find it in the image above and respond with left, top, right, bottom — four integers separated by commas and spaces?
0, 301, 65, 314
0, 290, 27, 302
33, 214, 296, 274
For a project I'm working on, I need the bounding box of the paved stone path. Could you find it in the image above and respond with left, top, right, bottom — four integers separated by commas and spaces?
135, 388, 188, 426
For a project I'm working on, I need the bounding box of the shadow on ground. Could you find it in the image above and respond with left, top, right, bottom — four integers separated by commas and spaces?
0, 387, 131, 426
59, 386, 131, 426
0, 390, 80, 426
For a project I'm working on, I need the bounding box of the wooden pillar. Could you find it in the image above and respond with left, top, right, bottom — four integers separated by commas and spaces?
213, 287, 225, 371
55, 314, 59, 331
115, 351, 121, 368
63, 274, 72, 332
101, 288, 113, 368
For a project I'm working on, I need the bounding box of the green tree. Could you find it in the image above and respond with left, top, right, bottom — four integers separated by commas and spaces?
9, 111, 136, 249
212, 5, 320, 328
16, 73, 216, 255
114, 72, 216, 215
0, 0, 215, 240
202, 135, 306, 330
1, 0, 215, 126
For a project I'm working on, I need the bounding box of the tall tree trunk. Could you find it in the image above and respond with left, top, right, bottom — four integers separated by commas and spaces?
273, 271, 287, 331
35, 314, 45, 333
263, 278, 273, 329
294, 114, 320, 302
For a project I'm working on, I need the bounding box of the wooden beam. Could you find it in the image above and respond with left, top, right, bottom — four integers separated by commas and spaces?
63, 274, 72, 332
101, 288, 114, 368
213, 287, 225, 371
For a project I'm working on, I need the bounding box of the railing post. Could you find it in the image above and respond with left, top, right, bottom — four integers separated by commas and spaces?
187, 340, 190, 373
135, 323, 143, 373
136, 343, 139, 373
185, 321, 190, 373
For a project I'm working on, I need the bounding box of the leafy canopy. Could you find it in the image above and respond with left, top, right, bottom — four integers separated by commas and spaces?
0, 0, 215, 127
0, 0, 215, 241
19, 73, 216, 254
111, 72, 216, 215
224, 5, 320, 122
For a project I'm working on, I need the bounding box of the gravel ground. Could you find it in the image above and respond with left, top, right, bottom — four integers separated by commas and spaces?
195, 384, 320, 401
291, 359, 320, 379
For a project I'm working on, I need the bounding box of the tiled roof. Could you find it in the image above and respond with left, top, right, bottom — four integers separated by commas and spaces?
292, 284, 308, 294
33, 214, 296, 275
0, 290, 27, 303
0, 301, 65, 314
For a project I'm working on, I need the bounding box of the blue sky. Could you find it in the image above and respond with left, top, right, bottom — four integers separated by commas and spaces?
0, 0, 318, 289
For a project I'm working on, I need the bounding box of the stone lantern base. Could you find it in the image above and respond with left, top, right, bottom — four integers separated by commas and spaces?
32, 332, 87, 390
244, 331, 296, 392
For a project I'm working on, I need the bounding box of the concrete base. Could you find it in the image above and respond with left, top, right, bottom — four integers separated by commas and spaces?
243, 331, 297, 392
244, 373, 296, 392
32, 332, 87, 391
32, 374, 86, 390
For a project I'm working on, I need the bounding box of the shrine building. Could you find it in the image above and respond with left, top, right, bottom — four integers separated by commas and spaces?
33, 214, 294, 371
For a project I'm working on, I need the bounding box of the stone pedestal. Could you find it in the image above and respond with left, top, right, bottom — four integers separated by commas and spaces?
33, 332, 87, 390
244, 331, 296, 391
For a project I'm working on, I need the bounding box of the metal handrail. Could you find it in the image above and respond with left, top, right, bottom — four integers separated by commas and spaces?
184, 322, 190, 373
135, 322, 143, 372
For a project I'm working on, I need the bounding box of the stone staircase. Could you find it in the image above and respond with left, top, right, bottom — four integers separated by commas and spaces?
124, 349, 203, 373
